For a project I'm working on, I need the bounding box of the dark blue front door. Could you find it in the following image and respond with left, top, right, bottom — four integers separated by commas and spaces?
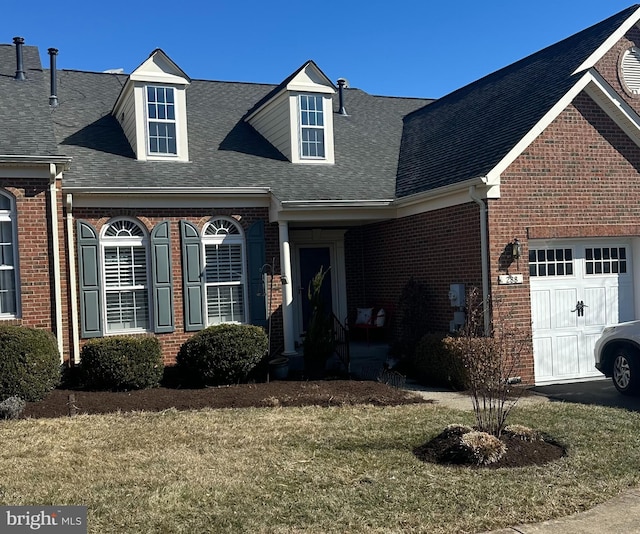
299, 247, 332, 332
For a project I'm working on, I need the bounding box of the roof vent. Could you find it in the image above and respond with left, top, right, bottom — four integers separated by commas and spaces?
13, 37, 25, 81
48, 48, 58, 107
621, 47, 640, 95
337, 78, 349, 116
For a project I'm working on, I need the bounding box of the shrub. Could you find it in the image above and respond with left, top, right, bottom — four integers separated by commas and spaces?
80, 336, 163, 391
410, 333, 469, 390
0, 325, 60, 402
177, 324, 268, 386
0, 396, 26, 420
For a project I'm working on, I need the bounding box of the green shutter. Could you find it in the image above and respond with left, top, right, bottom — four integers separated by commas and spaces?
246, 220, 267, 328
151, 221, 175, 333
180, 220, 205, 331
77, 220, 102, 338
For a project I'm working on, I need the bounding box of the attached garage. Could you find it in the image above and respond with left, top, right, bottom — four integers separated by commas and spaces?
530, 240, 634, 385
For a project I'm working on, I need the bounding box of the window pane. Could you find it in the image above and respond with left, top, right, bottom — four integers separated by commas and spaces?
0, 270, 16, 314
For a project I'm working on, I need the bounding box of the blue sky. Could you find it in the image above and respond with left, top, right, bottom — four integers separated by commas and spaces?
4, 1, 638, 98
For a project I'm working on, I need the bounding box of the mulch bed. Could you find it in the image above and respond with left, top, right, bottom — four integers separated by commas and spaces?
22, 380, 430, 419
413, 430, 566, 468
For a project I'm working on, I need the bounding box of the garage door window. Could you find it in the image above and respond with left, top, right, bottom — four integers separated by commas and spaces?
585, 247, 627, 275
529, 248, 573, 277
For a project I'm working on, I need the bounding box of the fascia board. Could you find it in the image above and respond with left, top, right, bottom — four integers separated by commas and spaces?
583, 70, 640, 147
485, 72, 594, 183
573, 7, 640, 74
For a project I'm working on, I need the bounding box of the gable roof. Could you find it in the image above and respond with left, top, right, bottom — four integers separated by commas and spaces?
51, 68, 428, 201
396, 4, 640, 198
0, 43, 59, 157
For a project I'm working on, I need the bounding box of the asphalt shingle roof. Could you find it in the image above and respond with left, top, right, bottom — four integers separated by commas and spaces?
0, 44, 58, 156
49, 67, 429, 201
396, 4, 640, 198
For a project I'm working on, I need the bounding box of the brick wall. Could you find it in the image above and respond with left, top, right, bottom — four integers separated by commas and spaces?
489, 89, 640, 384
0, 176, 70, 360
345, 203, 483, 341
70, 206, 282, 365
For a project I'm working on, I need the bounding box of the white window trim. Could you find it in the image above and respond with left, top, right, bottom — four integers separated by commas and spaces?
145, 85, 178, 157
298, 94, 326, 160
0, 192, 19, 318
100, 218, 152, 334
201, 217, 248, 326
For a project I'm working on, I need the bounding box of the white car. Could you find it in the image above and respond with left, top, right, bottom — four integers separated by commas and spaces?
594, 320, 640, 395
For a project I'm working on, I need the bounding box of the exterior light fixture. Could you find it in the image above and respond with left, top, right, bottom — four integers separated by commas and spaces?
511, 238, 522, 260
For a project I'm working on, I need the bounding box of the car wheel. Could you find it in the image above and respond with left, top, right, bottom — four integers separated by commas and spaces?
612, 348, 640, 395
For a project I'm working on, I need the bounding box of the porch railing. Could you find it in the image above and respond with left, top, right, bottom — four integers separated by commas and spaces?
331, 312, 350, 374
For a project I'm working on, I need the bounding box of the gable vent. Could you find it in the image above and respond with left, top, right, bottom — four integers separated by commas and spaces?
621, 47, 640, 95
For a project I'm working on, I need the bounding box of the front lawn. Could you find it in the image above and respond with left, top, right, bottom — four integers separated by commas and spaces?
1, 402, 639, 533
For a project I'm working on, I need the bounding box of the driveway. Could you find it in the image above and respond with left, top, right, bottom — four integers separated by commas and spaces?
533, 379, 640, 411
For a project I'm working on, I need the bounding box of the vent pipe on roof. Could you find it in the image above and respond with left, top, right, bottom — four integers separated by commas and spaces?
13, 37, 26, 81
48, 48, 58, 107
337, 78, 349, 116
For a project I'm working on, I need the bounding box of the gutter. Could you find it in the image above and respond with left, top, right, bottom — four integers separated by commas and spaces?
469, 185, 491, 335
62, 186, 271, 195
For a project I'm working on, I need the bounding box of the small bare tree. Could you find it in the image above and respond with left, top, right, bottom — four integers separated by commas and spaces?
457, 287, 530, 437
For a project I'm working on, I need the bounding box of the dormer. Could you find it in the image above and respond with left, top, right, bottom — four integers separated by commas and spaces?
246, 61, 336, 164
112, 49, 190, 162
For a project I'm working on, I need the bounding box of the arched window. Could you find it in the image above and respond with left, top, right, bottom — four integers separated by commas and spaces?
202, 217, 247, 324
101, 218, 150, 332
0, 192, 18, 316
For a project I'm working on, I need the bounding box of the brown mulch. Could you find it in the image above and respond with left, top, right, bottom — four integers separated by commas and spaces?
22, 380, 430, 419
413, 429, 566, 468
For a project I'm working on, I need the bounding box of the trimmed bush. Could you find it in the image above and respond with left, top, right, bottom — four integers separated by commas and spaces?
410, 334, 469, 390
177, 324, 268, 386
80, 336, 163, 391
0, 325, 60, 402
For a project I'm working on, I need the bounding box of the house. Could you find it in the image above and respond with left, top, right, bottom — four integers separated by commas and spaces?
3, 5, 640, 385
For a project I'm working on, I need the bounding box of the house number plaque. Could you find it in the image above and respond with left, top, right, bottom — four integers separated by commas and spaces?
498, 274, 523, 285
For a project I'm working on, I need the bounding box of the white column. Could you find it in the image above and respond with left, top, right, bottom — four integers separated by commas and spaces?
278, 221, 297, 356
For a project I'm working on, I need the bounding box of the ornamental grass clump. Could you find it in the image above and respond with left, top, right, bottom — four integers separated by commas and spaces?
461, 430, 508, 465
503, 424, 543, 442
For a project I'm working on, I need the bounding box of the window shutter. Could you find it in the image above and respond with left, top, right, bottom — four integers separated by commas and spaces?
180, 220, 205, 331
151, 220, 175, 333
77, 220, 102, 338
246, 220, 267, 328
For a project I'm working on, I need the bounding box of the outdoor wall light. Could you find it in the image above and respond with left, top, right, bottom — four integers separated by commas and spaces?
511, 238, 522, 260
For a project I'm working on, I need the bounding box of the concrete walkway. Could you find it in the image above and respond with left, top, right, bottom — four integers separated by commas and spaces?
407, 385, 640, 534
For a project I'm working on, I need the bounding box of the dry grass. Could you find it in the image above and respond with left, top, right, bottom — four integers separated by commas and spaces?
1, 402, 640, 533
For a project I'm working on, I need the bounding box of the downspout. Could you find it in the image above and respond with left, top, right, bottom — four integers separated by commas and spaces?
66, 194, 80, 364
49, 167, 64, 361
469, 185, 490, 335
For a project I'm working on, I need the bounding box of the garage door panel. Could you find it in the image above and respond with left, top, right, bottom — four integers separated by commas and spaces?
555, 289, 578, 329
555, 335, 579, 376
583, 333, 604, 376
533, 337, 553, 380
531, 290, 551, 331
583, 286, 607, 327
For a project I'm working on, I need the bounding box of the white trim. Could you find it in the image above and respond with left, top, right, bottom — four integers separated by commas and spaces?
66, 194, 80, 364
0, 190, 20, 320
572, 7, 640, 74
48, 169, 64, 361
486, 69, 640, 183
278, 221, 296, 356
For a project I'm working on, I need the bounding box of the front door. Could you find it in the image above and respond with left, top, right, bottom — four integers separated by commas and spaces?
530, 240, 634, 384
298, 246, 333, 335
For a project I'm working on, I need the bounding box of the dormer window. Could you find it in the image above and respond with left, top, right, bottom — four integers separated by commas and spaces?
146, 86, 177, 155
299, 94, 325, 158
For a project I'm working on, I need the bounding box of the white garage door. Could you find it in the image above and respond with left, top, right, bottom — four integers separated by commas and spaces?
530, 240, 634, 385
